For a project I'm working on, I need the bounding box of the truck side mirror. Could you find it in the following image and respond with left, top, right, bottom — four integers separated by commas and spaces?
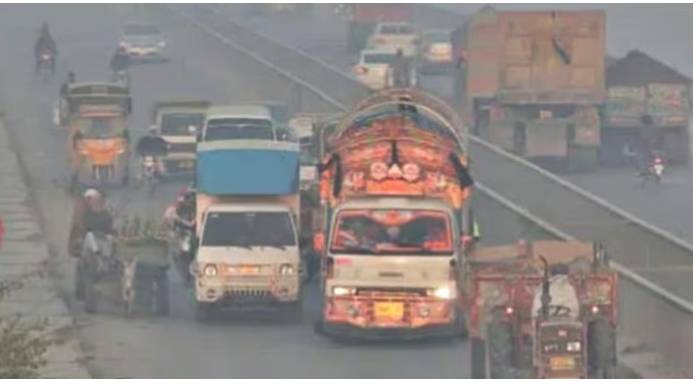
313, 232, 325, 254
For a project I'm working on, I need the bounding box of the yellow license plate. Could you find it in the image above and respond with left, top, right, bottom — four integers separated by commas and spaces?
239, 265, 260, 275
550, 356, 576, 370
179, 160, 195, 169
374, 302, 404, 321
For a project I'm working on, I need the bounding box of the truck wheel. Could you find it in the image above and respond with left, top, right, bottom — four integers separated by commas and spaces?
470, 337, 487, 379
74, 261, 85, 300
487, 320, 515, 378
588, 319, 617, 378
195, 302, 214, 322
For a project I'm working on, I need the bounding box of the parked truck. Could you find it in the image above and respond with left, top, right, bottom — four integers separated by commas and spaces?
464, 240, 618, 379
191, 105, 303, 320
346, 4, 414, 54
602, 50, 691, 165
312, 88, 474, 339
457, 7, 606, 171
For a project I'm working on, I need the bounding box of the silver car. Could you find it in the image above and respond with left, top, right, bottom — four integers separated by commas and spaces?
119, 23, 167, 62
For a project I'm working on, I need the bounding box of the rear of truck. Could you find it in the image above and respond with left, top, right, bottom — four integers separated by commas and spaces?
192, 120, 302, 319
314, 89, 474, 339
462, 8, 606, 171
464, 241, 618, 379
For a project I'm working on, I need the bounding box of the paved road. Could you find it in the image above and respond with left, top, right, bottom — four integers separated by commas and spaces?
0, 4, 486, 379
0, 4, 674, 378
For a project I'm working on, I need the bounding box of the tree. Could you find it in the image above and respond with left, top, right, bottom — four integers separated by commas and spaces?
0, 274, 57, 378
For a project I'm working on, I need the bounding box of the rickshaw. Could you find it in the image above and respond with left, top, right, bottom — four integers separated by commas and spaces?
65, 83, 132, 191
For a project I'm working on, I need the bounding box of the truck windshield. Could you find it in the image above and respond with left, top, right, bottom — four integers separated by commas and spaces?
161, 113, 204, 136
204, 118, 274, 141
330, 209, 453, 255
363, 53, 396, 64
82, 117, 121, 139
202, 211, 296, 248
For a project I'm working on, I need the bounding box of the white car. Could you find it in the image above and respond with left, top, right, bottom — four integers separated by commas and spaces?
352, 49, 418, 90
367, 22, 420, 57
119, 23, 167, 62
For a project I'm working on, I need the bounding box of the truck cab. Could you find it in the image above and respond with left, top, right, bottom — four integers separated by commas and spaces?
201, 105, 275, 142
321, 196, 463, 338
194, 201, 301, 317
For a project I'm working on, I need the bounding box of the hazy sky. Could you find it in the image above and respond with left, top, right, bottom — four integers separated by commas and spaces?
440, 4, 693, 78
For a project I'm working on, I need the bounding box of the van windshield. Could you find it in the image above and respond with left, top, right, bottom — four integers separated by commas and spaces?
161, 113, 204, 136
204, 118, 274, 141
202, 211, 296, 248
330, 209, 453, 255
124, 24, 160, 36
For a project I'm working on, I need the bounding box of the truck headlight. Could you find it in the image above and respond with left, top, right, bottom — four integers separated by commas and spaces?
279, 263, 295, 275
203, 264, 218, 277
432, 286, 454, 300
566, 341, 581, 352
332, 286, 355, 296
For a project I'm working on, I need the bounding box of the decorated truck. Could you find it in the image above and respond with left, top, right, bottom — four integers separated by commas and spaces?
312, 88, 474, 339
190, 105, 303, 320
464, 240, 618, 379
602, 50, 690, 165
456, 7, 606, 171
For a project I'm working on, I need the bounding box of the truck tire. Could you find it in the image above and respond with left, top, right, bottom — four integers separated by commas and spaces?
588, 319, 617, 378
487, 320, 515, 378
470, 337, 487, 379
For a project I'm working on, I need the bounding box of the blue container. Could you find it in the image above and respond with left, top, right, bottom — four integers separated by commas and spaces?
196, 140, 299, 195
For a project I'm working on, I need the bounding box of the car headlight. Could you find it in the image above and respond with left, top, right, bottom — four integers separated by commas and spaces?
279, 263, 295, 275
566, 341, 581, 352
203, 264, 218, 277
431, 286, 455, 300
332, 286, 355, 296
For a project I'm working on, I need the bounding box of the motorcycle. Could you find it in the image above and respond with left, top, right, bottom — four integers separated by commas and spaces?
139, 156, 163, 196
640, 155, 665, 187
37, 50, 54, 81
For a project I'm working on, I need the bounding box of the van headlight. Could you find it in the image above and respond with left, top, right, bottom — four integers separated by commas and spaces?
279, 263, 295, 275
566, 341, 581, 352
431, 286, 455, 300
203, 264, 218, 277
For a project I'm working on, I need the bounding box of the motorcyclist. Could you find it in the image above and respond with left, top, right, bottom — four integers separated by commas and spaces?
35, 23, 57, 74
68, 189, 115, 257
59, 71, 76, 98
110, 46, 131, 75
391, 48, 411, 88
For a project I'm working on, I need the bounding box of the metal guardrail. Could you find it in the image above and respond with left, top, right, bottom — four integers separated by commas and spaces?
164, 5, 693, 315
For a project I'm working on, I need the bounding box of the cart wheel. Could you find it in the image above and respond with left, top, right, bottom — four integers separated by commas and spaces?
154, 273, 170, 316
84, 273, 98, 314
74, 261, 85, 300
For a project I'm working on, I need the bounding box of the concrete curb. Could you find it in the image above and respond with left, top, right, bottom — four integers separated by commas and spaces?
0, 119, 90, 378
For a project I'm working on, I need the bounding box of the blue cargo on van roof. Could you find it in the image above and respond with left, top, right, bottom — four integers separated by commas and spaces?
196, 140, 300, 195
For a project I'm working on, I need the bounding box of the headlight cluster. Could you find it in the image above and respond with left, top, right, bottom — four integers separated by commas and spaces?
203, 264, 218, 277
279, 263, 295, 275
566, 341, 581, 352
430, 286, 455, 300
543, 343, 559, 353
332, 286, 356, 296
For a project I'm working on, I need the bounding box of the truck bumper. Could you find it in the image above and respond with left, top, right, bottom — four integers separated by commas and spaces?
319, 321, 458, 340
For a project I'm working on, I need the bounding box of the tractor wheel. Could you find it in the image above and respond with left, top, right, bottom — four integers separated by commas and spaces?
470, 337, 487, 379
588, 319, 617, 378
487, 320, 516, 378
